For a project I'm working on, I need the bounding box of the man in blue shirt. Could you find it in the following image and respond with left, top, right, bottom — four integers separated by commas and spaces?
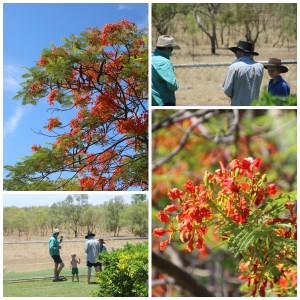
152, 35, 180, 106
263, 58, 290, 96
223, 41, 264, 106
85, 232, 100, 284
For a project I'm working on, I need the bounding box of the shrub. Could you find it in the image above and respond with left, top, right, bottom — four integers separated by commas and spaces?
94, 242, 148, 297
252, 89, 297, 106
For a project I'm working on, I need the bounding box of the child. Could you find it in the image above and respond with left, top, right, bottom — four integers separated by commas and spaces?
98, 239, 107, 272
70, 253, 80, 282
263, 58, 290, 96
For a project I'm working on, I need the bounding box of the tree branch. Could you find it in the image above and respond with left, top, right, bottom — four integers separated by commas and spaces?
152, 251, 214, 297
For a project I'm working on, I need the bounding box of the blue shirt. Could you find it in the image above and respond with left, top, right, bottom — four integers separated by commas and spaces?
100, 245, 107, 253
85, 238, 100, 264
223, 56, 264, 106
268, 76, 290, 96
152, 49, 179, 106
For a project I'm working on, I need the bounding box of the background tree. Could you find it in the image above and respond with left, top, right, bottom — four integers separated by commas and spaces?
81, 205, 103, 233
122, 199, 148, 237
29, 206, 49, 236
186, 11, 198, 60
4, 19, 148, 191
3, 207, 19, 236
152, 3, 297, 54
4, 195, 149, 238
57, 194, 89, 237
13, 209, 31, 238
131, 194, 147, 204
193, 3, 221, 54
104, 196, 125, 236
152, 3, 189, 36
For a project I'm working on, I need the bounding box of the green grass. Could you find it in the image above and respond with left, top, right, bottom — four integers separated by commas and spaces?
3, 267, 99, 297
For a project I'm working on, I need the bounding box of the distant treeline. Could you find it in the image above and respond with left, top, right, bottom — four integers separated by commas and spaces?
4, 194, 148, 238
152, 3, 297, 54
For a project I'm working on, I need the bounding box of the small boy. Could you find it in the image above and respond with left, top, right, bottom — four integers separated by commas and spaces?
263, 58, 290, 96
70, 253, 80, 282
99, 239, 107, 272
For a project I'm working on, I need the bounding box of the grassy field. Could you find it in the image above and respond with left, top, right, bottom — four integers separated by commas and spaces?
3, 267, 99, 297
3, 233, 147, 296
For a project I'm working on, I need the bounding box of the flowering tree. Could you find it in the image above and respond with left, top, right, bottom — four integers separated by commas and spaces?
154, 158, 296, 296
4, 20, 148, 191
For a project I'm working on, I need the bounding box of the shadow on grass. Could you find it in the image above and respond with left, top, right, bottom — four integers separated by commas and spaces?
3, 268, 98, 297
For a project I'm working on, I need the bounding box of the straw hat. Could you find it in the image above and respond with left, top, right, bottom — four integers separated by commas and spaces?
156, 35, 181, 50
53, 228, 60, 235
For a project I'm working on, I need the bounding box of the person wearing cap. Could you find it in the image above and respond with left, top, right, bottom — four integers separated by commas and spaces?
49, 228, 65, 282
98, 238, 107, 272
152, 35, 180, 106
263, 58, 290, 96
84, 232, 100, 284
223, 40, 264, 106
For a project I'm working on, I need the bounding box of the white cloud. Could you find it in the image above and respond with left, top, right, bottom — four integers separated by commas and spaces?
4, 106, 25, 138
3, 64, 23, 92
117, 4, 132, 10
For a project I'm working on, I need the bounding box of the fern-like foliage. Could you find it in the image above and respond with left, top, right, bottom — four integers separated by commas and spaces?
219, 191, 297, 296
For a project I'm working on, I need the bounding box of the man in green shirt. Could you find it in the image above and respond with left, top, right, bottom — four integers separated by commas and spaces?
49, 228, 65, 281
152, 35, 180, 106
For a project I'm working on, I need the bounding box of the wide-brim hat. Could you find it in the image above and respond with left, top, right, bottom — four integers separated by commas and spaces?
229, 40, 259, 56
99, 238, 106, 244
53, 228, 60, 235
85, 232, 96, 239
156, 35, 181, 50
263, 58, 288, 73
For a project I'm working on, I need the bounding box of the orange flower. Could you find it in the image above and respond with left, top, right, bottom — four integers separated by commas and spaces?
157, 211, 170, 223
153, 228, 172, 237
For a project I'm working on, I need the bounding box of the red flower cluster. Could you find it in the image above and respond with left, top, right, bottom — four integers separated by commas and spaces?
153, 158, 297, 296
101, 19, 137, 46
154, 157, 278, 252
117, 113, 148, 135
47, 89, 60, 106
31, 144, 42, 152
47, 117, 61, 131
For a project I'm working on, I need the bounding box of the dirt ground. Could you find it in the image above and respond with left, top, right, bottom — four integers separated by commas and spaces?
3, 233, 147, 273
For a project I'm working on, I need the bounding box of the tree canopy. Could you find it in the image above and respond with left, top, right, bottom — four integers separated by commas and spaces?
4, 194, 148, 238
4, 19, 148, 191
152, 3, 297, 54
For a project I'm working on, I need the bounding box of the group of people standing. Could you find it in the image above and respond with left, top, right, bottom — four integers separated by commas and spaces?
152, 36, 290, 106
48, 228, 107, 284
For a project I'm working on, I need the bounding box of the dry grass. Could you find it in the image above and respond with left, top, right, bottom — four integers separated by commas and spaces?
3, 233, 145, 273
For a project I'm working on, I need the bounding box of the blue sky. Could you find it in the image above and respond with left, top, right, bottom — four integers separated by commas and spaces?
3, 3, 148, 180
3, 192, 148, 207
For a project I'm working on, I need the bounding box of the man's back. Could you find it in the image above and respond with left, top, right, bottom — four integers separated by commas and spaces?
223, 56, 264, 106
85, 238, 100, 263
